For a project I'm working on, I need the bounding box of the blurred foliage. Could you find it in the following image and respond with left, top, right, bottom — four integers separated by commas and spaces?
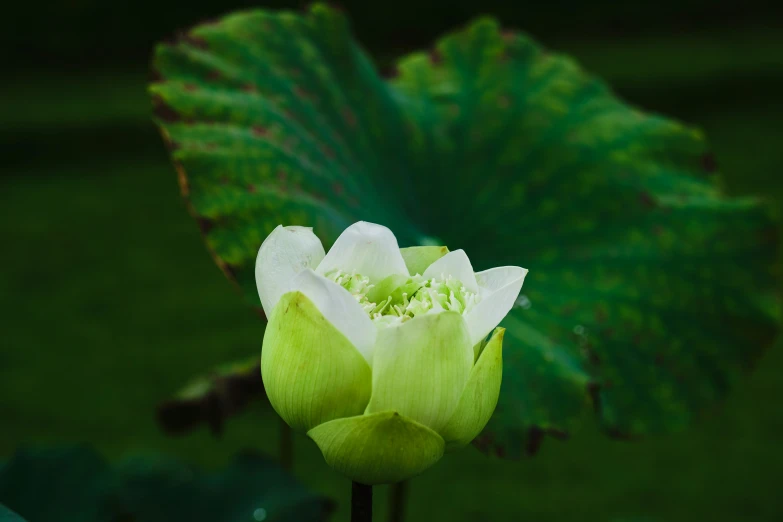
150, 4, 778, 456
0, 446, 332, 522
1, 0, 782, 521
0, 505, 26, 522
156, 355, 263, 436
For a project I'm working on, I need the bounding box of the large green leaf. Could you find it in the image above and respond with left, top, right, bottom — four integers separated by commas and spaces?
150, 4, 780, 455
0, 446, 332, 521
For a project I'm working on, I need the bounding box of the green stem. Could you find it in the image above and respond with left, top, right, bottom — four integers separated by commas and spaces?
279, 418, 293, 470
351, 481, 373, 522
388, 481, 408, 522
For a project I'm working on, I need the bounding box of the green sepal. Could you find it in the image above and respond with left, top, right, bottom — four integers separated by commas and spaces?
261, 291, 371, 433
441, 327, 504, 451
399, 246, 449, 275
307, 411, 445, 485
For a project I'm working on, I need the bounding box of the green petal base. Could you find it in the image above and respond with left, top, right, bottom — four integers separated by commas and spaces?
307, 411, 445, 485
441, 327, 505, 451
262, 291, 371, 433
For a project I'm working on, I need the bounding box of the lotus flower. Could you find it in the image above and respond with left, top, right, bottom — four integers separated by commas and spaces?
256, 221, 527, 484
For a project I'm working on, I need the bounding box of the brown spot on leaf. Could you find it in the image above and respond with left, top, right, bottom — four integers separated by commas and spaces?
149, 68, 164, 84
381, 64, 399, 79
639, 191, 656, 208
197, 217, 214, 234
332, 182, 344, 196
152, 96, 181, 123
429, 49, 443, 65
174, 161, 190, 197
242, 83, 258, 94
247, 184, 257, 193
182, 34, 208, 50
218, 261, 238, 282
183, 83, 198, 92
200, 17, 222, 28
252, 125, 268, 137
207, 70, 222, 81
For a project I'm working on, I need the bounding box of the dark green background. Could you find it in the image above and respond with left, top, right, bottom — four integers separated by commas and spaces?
1, 1, 782, 520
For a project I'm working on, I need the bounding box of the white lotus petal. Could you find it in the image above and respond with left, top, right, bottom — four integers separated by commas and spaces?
422, 249, 479, 293
255, 225, 325, 317
290, 269, 377, 364
466, 266, 528, 345
475, 266, 529, 297
315, 221, 409, 282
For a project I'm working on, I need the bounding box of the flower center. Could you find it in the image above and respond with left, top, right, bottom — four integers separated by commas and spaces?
326, 269, 480, 327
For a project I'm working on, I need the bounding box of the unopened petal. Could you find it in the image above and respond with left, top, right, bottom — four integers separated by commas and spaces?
399, 246, 449, 275
255, 225, 325, 317
366, 311, 474, 432
290, 269, 376, 364
440, 327, 504, 451
316, 221, 409, 282
422, 249, 479, 293
308, 411, 445, 485
466, 266, 527, 345
261, 292, 372, 433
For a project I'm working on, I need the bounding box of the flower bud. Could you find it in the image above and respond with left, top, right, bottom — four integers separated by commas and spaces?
257, 221, 526, 484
